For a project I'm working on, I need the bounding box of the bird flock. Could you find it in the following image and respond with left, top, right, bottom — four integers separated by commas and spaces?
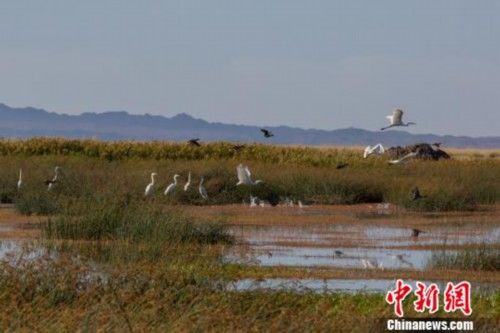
12, 108, 425, 203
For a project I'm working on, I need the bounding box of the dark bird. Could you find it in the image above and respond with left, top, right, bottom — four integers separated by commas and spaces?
336, 162, 349, 169
334, 250, 344, 257
232, 144, 246, 152
410, 187, 425, 201
412, 228, 424, 237
260, 128, 274, 138
44, 166, 61, 191
188, 138, 201, 147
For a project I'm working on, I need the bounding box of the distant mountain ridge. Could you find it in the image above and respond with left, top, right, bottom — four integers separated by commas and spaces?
1, 103, 499, 148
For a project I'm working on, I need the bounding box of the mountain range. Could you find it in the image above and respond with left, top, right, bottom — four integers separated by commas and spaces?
1, 103, 498, 148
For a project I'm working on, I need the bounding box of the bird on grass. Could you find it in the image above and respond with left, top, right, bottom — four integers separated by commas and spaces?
260, 128, 274, 138
236, 164, 263, 185
17, 169, 22, 190
249, 195, 259, 207
410, 187, 425, 201
184, 172, 192, 191
336, 162, 349, 169
232, 144, 246, 152
199, 177, 208, 200
411, 228, 424, 237
363, 144, 385, 158
381, 109, 416, 130
188, 138, 201, 147
144, 172, 158, 196
334, 250, 344, 258
45, 166, 61, 191
164, 174, 180, 195
388, 152, 418, 165
391, 254, 414, 268
361, 258, 383, 269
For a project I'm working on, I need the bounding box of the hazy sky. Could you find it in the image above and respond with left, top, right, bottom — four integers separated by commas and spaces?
1, 1, 499, 136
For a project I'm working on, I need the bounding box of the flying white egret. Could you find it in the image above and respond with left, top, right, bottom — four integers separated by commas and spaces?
363, 143, 385, 158
184, 172, 192, 191
17, 169, 22, 190
236, 164, 263, 185
45, 166, 60, 191
164, 174, 180, 195
381, 109, 416, 130
388, 152, 418, 165
199, 177, 208, 200
144, 172, 158, 196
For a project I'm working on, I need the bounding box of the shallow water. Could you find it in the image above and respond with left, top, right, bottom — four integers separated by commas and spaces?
225, 246, 435, 269
228, 278, 496, 295
227, 222, 499, 270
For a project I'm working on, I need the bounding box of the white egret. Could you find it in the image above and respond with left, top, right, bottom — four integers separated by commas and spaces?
391, 254, 414, 268
381, 109, 416, 130
45, 166, 60, 191
361, 258, 383, 269
199, 177, 208, 200
184, 172, 192, 191
164, 174, 180, 195
250, 195, 258, 207
236, 164, 263, 185
17, 169, 22, 190
144, 172, 158, 196
363, 143, 385, 158
388, 152, 418, 165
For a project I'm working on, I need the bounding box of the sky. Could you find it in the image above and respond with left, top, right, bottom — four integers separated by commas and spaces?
0, 1, 499, 136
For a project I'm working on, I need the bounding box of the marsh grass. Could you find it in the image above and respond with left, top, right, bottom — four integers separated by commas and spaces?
44, 196, 233, 246
1, 252, 498, 332
15, 190, 61, 215
427, 244, 500, 271
0, 140, 498, 212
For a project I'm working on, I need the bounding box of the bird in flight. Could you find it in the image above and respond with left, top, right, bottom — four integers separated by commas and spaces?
188, 138, 201, 146
381, 109, 416, 130
236, 164, 263, 185
260, 128, 274, 138
363, 144, 385, 158
388, 152, 418, 165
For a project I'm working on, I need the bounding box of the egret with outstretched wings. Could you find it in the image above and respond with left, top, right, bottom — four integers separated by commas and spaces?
236, 164, 263, 185
381, 109, 416, 130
